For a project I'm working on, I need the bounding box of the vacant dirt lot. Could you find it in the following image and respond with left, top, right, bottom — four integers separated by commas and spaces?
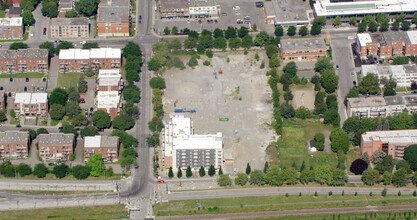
292, 87, 315, 110
163, 51, 274, 172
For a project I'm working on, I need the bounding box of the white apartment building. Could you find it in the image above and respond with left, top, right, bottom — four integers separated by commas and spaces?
96, 91, 120, 120
361, 64, 417, 88
14, 93, 48, 118
163, 114, 223, 172
97, 69, 122, 92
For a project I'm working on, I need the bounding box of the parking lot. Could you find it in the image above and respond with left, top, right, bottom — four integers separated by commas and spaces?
155, 0, 271, 34
0, 77, 48, 95
163, 51, 274, 172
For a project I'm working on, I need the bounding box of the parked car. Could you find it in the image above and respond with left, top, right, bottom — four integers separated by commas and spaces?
79, 98, 85, 103
25, 77, 29, 82
336, 65, 339, 69
48, 163, 55, 166
157, 180, 165, 184
43, 28, 47, 35
40, 87, 45, 91
90, 107, 94, 112
139, 15, 142, 19
16, 124, 21, 128
58, 126, 63, 130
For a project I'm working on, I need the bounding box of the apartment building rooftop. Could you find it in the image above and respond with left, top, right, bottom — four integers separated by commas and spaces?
96, 91, 120, 108
160, 0, 189, 9
38, 133, 74, 146
0, 17, 22, 26
347, 96, 386, 108
362, 129, 417, 144
189, 0, 217, 7
371, 31, 410, 45
84, 135, 119, 148
0, 131, 29, 143
51, 17, 89, 26
58, 48, 121, 60
0, 49, 49, 60
269, 0, 309, 26
58, 0, 73, 10
90, 48, 121, 59
357, 33, 372, 46
280, 37, 326, 51
407, 31, 417, 45
8, 7, 22, 15
97, 69, 121, 86
98, 0, 129, 23
14, 93, 48, 104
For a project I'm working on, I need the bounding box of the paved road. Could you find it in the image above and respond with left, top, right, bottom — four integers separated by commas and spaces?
156, 204, 417, 220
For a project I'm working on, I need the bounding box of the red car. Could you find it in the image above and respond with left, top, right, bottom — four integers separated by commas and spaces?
43, 28, 47, 35
79, 98, 85, 103
157, 180, 165, 184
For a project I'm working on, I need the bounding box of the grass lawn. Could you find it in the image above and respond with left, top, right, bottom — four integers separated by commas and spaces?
57, 72, 82, 90
0, 10, 5, 18
10, 117, 20, 125
153, 194, 417, 216
395, 87, 407, 92
0, 204, 127, 220
50, 119, 60, 126
267, 119, 336, 169
0, 72, 46, 78
267, 210, 417, 220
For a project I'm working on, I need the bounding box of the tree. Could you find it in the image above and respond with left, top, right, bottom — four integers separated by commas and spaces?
177, 168, 182, 178
315, 57, 334, 73
149, 77, 166, 89
9, 42, 29, 50
299, 26, 308, 36
310, 24, 322, 35
60, 125, 77, 138
225, 28, 237, 39
287, 26, 296, 36
33, 163, 48, 178
235, 173, 248, 185
383, 171, 392, 185
187, 56, 198, 67
393, 56, 410, 65
379, 22, 389, 32
359, 73, 380, 94
39, 41, 55, 57
401, 21, 411, 31
198, 166, 206, 177
331, 169, 348, 186
16, 163, 32, 177
56, 41, 74, 54
361, 168, 379, 185
254, 31, 270, 46
52, 164, 70, 178
314, 91, 327, 115
82, 42, 99, 49
65, 101, 80, 119
42, 2, 58, 18
392, 168, 409, 187
344, 87, 359, 106
350, 159, 368, 175
372, 151, 387, 164
65, 9, 77, 18
168, 167, 174, 178
218, 174, 232, 186
0, 111, 7, 122
50, 104, 65, 120
283, 61, 297, 78
249, 169, 264, 185
333, 16, 342, 26
404, 144, 417, 171
295, 106, 311, 119
299, 170, 315, 184
313, 17, 327, 26
314, 133, 325, 151
241, 35, 253, 48
168, 39, 182, 51
245, 163, 251, 175
269, 56, 280, 68
284, 90, 293, 101
123, 84, 141, 103
122, 42, 142, 58
67, 87, 79, 102
238, 27, 249, 38
324, 109, 340, 126
228, 38, 241, 49
283, 167, 299, 185
396, 160, 412, 174
281, 102, 295, 118
391, 20, 400, 31
274, 26, 284, 36
171, 26, 178, 35
122, 102, 140, 119
368, 21, 379, 32
320, 70, 339, 93
37, 128, 49, 135
183, 38, 198, 49
213, 28, 223, 38
208, 165, 215, 176
87, 153, 104, 177
412, 12, 417, 24
73, 165, 90, 180
71, 114, 88, 127
75, 0, 100, 17
122, 147, 138, 158
148, 116, 163, 132
349, 17, 357, 26
22, 10, 34, 25
330, 128, 349, 153
80, 126, 98, 137
358, 21, 367, 33
112, 114, 135, 131
163, 26, 170, 35
264, 161, 269, 173
92, 110, 111, 129
314, 166, 333, 185
264, 165, 284, 186
186, 166, 192, 178
49, 88, 68, 106
375, 155, 394, 174
213, 37, 227, 49
205, 49, 213, 58
0, 162, 15, 177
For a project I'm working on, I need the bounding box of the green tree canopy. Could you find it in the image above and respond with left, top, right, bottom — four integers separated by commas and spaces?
16, 163, 32, 177
80, 126, 98, 138
92, 110, 112, 129
404, 144, 417, 171
49, 104, 65, 120
9, 42, 29, 50
112, 114, 135, 130
330, 128, 349, 153
359, 73, 380, 94
39, 41, 55, 57
287, 26, 296, 36
392, 168, 409, 187
33, 163, 48, 178
235, 173, 248, 185
75, 0, 100, 16
217, 174, 232, 186
87, 153, 104, 177
264, 165, 284, 186
314, 57, 334, 73
73, 165, 91, 180
320, 70, 339, 94
49, 88, 68, 106
52, 164, 70, 178
41, 2, 58, 18
22, 10, 34, 25
56, 41, 74, 54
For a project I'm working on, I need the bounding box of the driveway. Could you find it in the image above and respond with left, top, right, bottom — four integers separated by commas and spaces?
48, 57, 59, 91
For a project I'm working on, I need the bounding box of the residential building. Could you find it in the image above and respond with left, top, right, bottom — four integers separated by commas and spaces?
189, 0, 220, 18
406, 31, 417, 56
263, 0, 309, 26
12, 0, 20, 7
83, 135, 119, 162
280, 37, 327, 61
356, 33, 373, 59
347, 94, 417, 118
97, 0, 130, 37
58, 0, 74, 18
361, 129, 417, 159
58, 48, 121, 72
97, 69, 122, 92
38, 133, 74, 161
0, 131, 30, 159
0, 95, 5, 111
0, 17, 23, 39
361, 64, 417, 88
7, 7, 22, 17
159, 0, 189, 19
14, 93, 48, 118
96, 91, 120, 119
163, 114, 223, 172
313, 0, 417, 18
0, 49, 49, 73
50, 18, 89, 39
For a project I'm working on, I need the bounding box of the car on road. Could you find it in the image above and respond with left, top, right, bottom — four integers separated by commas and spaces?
79, 98, 85, 103
16, 124, 21, 128
48, 163, 55, 166
198, 20, 201, 24
157, 180, 165, 183
336, 65, 339, 69
58, 126, 63, 130
351, 72, 355, 76
353, 81, 357, 86
413, 91, 417, 94
40, 87, 45, 91
139, 15, 142, 19
26, 78, 29, 82
221, 12, 227, 16
43, 28, 47, 35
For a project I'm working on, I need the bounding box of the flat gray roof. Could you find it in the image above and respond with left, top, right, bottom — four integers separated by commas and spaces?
98, 0, 129, 23
280, 37, 326, 51
38, 133, 74, 146
348, 96, 386, 108
189, 0, 217, 7
51, 17, 89, 26
273, 0, 309, 24
371, 32, 410, 45
384, 95, 405, 106
0, 131, 29, 144
160, 0, 189, 9
0, 49, 48, 60
8, 7, 22, 15
59, 0, 73, 10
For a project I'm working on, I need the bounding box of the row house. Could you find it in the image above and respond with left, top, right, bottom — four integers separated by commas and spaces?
0, 49, 49, 73
84, 135, 119, 162
38, 133, 74, 161
97, 69, 123, 93
97, 0, 130, 37
14, 93, 48, 118
280, 38, 327, 61
58, 48, 121, 73
0, 17, 23, 39
361, 130, 417, 159
96, 91, 120, 120
0, 131, 30, 159
50, 17, 89, 39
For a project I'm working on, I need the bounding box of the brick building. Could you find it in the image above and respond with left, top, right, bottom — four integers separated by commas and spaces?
0, 49, 49, 73
97, 69, 122, 92
361, 130, 417, 159
96, 91, 120, 119
14, 93, 48, 118
189, 0, 220, 18
0, 17, 23, 39
7, 7, 22, 18
83, 135, 119, 162
97, 0, 130, 37
38, 133, 74, 161
159, 0, 189, 19
50, 17, 89, 39
280, 37, 327, 61
58, 0, 74, 18
0, 131, 30, 159
58, 48, 121, 72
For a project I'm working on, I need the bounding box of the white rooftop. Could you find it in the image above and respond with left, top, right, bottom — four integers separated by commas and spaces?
0, 17, 22, 26
362, 129, 417, 144
84, 135, 119, 148
59, 48, 121, 60
15, 93, 47, 104
314, 0, 417, 17
357, 33, 372, 47
90, 48, 121, 59
98, 69, 121, 86
96, 91, 120, 108
407, 31, 417, 45
84, 136, 101, 148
